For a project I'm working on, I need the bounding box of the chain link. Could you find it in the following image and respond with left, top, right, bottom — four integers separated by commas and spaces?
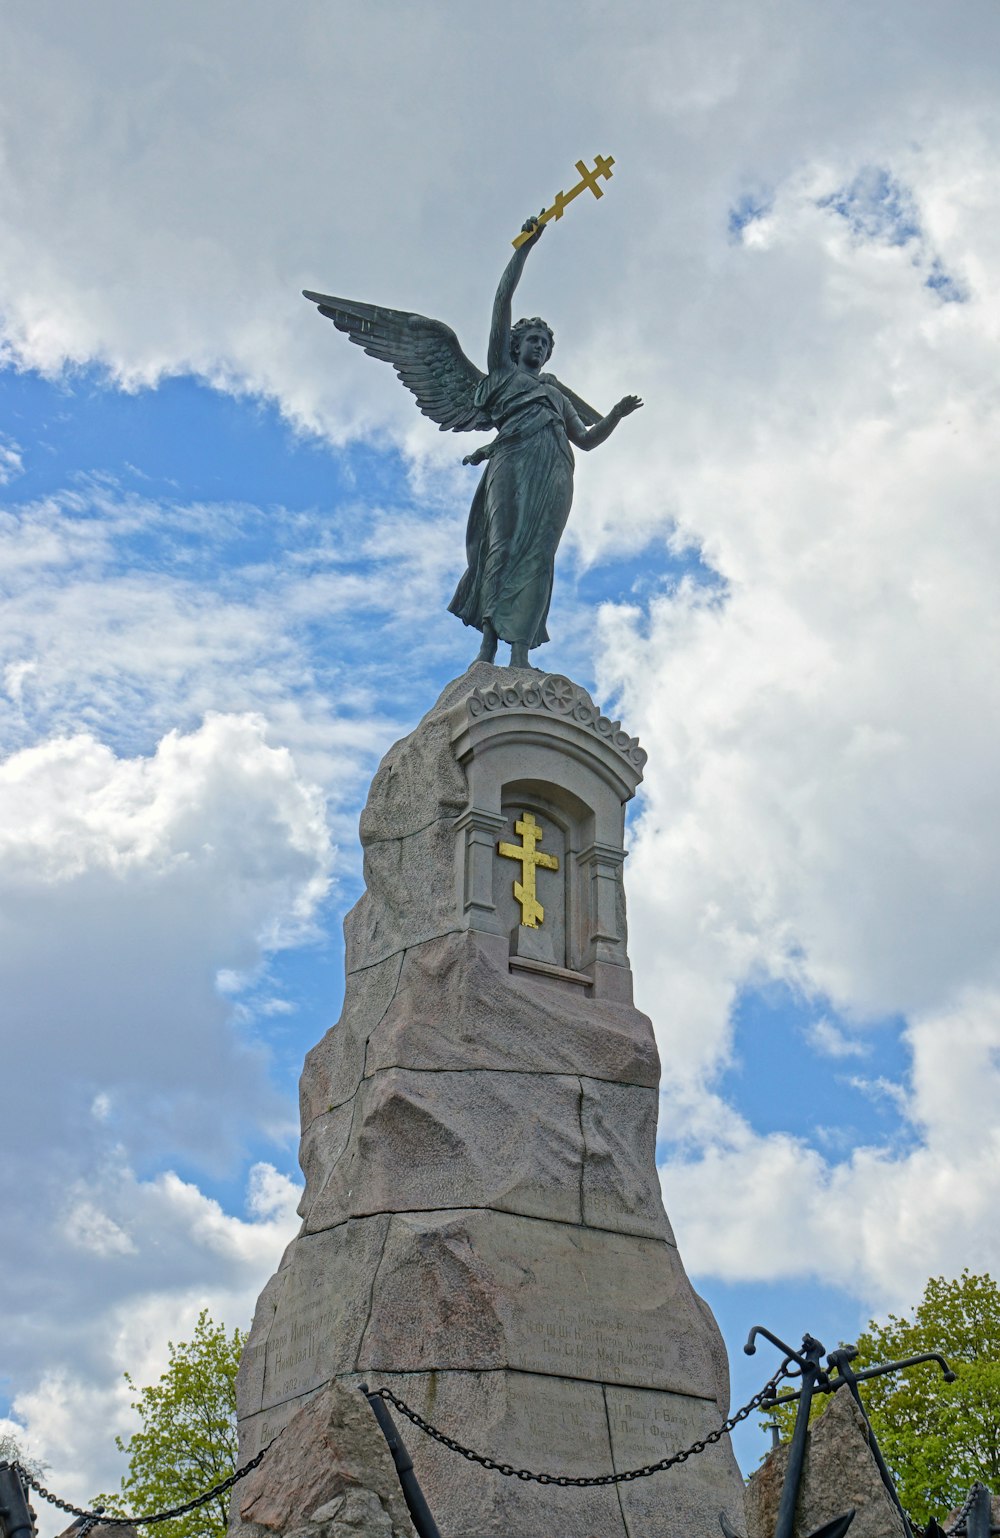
2, 1439, 275, 1530
369, 1362, 792, 1488
944, 1482, 988, 1536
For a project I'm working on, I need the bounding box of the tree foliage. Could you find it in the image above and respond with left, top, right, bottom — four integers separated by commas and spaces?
0, 1431, 48, 1480
767, 1272, 1000, 1526
96, 1310, 246, 1538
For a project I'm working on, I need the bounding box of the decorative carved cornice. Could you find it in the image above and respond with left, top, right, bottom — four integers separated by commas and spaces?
466, 673, 646, 770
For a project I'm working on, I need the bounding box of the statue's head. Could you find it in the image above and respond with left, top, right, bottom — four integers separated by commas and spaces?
511, 317, 554, 365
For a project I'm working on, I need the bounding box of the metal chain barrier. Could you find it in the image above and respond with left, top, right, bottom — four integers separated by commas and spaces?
945, 1482, 986, 1536
0, 1362, 790, 1526
1, 1439, 275, 1531
368, 1361, 793, 1488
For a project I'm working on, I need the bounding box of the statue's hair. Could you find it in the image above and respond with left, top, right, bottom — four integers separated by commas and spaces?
510, 316, 554, 362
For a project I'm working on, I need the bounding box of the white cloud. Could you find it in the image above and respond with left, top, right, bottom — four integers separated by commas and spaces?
605, 347, 1000, 1299
0, 434, 23, 485
0, 713, 320, 1528
0, 480, 437, 816
0, 713, 332, 1152
3, 0, 1000, 1501
805, 1018, 870, 1060
64, 1203, 137, 1259
661, 991, 1000, 1314
6, 1160, 300, 1536
848, 1075, 909, 1115
0, 4, 991, 470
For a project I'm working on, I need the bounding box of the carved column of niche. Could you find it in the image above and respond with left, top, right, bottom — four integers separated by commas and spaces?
453, 805, 506, 938
577, 841, 627, 967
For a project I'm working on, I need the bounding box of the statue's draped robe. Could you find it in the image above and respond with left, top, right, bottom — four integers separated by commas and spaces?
449, 366, 581, 649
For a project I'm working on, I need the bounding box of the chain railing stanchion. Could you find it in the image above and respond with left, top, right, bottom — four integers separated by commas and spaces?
360, 1385, 441, 1538
946, 1484, 996, 1538
0, 1464, 36, 1538
945, 1488, 981, 1536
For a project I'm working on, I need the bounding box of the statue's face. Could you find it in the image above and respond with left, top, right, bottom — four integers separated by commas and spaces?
517, 327, 551, 371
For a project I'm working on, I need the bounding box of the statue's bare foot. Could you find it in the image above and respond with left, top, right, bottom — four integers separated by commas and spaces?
509, 642, 530, 668
476, 622, 497, 664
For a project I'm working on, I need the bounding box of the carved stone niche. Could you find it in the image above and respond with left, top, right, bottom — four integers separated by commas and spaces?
450, 675, 645, 1003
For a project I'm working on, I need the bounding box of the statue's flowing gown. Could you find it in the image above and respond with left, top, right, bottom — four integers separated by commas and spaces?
449, 366, 577, 649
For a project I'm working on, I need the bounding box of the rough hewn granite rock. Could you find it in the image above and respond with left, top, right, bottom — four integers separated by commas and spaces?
362, 929, 661, 1083
234, 1379, 416, 1538
234, 667, 746, 1538
746, 1388, 908, 1538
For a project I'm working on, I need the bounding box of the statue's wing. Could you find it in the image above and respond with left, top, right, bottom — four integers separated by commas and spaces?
303, 292, 492, 433
544, 373, 603, 427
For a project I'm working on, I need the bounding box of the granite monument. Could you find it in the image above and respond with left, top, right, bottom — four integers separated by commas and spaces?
232, 664, 747, 1538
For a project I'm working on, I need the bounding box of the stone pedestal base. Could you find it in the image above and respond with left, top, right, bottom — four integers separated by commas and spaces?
233, 668, 746, 1538
240, 1368, 740, 1538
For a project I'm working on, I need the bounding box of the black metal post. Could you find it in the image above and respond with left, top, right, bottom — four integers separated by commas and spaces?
966, 1484, 993, 1538
772, 1335, 826, 1538
746, 1324, 960, 1538
825, 1348, 913, 1538
0, 1467, 35, 1538
765, 1352, 955, 1410
359, 1387, 443, 1538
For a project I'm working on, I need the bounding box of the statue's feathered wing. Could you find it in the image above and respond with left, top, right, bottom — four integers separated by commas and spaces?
303, 291, 493, 433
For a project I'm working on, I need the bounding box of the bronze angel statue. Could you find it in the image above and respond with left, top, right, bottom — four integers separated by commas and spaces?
304, 215, 642, 668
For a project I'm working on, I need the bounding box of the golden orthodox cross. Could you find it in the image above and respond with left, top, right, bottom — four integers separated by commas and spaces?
498, 811, 559, 928
511, 155, 615, 248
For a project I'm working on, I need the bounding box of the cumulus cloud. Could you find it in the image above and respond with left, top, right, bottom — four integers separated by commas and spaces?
64, 1203, 138, 1259
589, 105, 1000, 1307
660, 991, 1000, 1312
0, 712, 332, 1151
0, 434, 23, 484
805, 1018, 870, 1060
0, 711, 323, 1532
6, 1160, 300, 1533
0, 3, 991, 461
0, 477, 450, 813
3, 0, 1000, 1502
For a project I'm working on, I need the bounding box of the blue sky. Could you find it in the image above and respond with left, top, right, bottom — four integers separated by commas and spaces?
3, 1, 1000, 1520
0, 362, 900, 1482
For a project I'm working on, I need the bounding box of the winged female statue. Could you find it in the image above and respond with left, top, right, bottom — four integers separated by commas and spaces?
303, 215, 642, 668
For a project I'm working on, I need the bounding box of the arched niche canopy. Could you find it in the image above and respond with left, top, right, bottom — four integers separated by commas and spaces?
450, 675, 645, 1002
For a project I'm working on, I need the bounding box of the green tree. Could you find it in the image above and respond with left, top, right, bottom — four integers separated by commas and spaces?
766, 1272, 1000, 1526
96, 1310, 246, 1538
0, 1431, 48, 1480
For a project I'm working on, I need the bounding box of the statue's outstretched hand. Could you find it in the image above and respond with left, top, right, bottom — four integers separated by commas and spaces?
520, 210, 547, 245
463, 445, 491, 466
614, 395, 643, 418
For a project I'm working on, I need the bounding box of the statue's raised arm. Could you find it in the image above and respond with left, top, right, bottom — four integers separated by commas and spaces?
486, 213, 545, 374
304, 213, 642, 669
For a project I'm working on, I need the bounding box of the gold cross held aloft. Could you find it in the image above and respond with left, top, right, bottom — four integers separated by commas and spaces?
498, 811, 560, 928
511, 155, 616, 248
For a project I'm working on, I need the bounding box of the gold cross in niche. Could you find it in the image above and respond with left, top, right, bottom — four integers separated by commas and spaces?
498, 812, 559, 929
